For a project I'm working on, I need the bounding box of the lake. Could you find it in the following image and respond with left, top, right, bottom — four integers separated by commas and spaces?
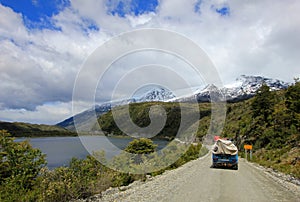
15, 136, 168, 169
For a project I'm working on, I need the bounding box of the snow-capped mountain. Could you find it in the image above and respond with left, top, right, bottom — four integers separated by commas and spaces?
57, 75, 289, 131
135, 87, 176, 102
222, 75, 289, 101
57, 87, 175, 131
195, 84, 225, 102
174, 75, 289, 103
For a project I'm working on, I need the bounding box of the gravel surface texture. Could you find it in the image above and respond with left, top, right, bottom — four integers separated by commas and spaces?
77, 153, 300, 202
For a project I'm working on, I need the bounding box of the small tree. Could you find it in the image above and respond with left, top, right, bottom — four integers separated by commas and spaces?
124, 138, 157, 164
125, 138, 157, 154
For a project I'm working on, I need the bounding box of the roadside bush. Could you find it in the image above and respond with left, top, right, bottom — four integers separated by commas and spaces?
151, 142, 208, 175
110, 139, 208, 178
170, 143, 206, 168
0, 130, 46, 202
36, 154, 116, 202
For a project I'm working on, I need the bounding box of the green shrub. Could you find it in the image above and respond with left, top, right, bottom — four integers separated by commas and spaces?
36, 155, 115, 202
0, 130, 46, 201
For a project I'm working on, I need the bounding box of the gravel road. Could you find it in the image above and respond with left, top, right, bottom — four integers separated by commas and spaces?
85, 153, 300, 202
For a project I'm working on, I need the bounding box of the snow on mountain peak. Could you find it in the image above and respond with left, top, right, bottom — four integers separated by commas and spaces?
222, 75, 289, 100
136, 87, 176, 102
200, 84, 219, 93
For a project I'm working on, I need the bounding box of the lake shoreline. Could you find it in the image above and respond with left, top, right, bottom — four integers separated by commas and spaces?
14, 136, 169, 169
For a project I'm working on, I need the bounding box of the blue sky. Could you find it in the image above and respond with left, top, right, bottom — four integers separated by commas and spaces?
0, 0, 70, 29
107, 0, 158, 17
0, 0, 299, 124
0, 0, 228, 31
0, 0, 160, 30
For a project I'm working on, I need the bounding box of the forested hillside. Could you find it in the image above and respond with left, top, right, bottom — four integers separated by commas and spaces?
97, 102, 212, 140
222, 81, 300, 177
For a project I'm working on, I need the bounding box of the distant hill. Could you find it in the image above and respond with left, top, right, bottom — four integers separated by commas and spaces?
0, 121, 76, 137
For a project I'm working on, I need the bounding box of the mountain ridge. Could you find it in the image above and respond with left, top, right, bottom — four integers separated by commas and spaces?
57, 75, 290, 131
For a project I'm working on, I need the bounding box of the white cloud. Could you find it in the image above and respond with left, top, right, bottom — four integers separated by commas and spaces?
126, 12, 156, 27
0, 5, 28, 40
0, 101, 92, 124
0, 0, 300, 124
0, 4, 107, 110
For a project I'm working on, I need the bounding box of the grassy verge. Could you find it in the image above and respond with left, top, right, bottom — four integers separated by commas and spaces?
251, 146, 300, 179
